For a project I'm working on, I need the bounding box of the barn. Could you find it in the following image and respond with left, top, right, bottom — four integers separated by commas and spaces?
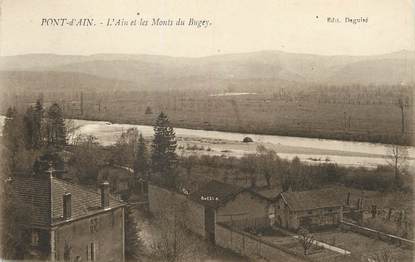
273, 188, 344, 231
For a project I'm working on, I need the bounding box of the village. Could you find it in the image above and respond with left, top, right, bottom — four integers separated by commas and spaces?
1, 3, 414, 259
1, 98, 413, 262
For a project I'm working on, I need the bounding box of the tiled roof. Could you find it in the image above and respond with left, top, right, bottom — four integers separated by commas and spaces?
280, 188, 343, 211
12, 177, 52, 226
51, 177, 125, 224
12, 175, 125, 227
189, 180, 246, 209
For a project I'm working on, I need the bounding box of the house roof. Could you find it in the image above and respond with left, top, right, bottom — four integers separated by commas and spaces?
189, 180, 246, 209
11, 175, 125, 227
280, 188, 343, 211
253, 186, 283, 201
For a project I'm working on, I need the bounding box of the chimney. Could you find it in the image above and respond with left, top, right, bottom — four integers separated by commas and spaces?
100, 181, 110, 208
63, 193, 72, 219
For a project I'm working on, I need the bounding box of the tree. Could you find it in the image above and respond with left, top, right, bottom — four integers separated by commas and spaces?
2, 107, 23, 173
297, 227, 314, 256
45, 103, 66, 149
23, 106, 35, 150
385, 139, 408, 185
111, 128, 140, 168
124, 206, 144, 262
397, 98, 405, 134
256, 145, 280, 188
0, 180, 32, 259
240, 154, 258, 188
33, 100, 44, 149
151, 112, 177, 187
134, 133, 149, 179
150, 198, 195, 262
68, 134, 103, 184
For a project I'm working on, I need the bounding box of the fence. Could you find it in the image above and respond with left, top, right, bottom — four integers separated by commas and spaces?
340, 221, 414, 249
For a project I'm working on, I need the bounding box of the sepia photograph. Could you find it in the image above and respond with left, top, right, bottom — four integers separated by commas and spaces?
0, 0, 414, 261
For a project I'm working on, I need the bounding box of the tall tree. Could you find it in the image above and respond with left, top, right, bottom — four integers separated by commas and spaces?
23, 106, 36, 150
2, 107, 22, 173
151, 112, 177, 186
133, 134, 149, 179
33, 100, 44, 149
45, 103, 66, 149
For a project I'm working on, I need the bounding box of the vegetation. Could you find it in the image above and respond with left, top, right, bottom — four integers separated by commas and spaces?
175, 149, 412, 194
151, 112, 177, 188
134, 133, 149, 179
125, 206, 145, 262
8, 83, 411, 145
0, 181, 32, 259
297, 227, 314, 256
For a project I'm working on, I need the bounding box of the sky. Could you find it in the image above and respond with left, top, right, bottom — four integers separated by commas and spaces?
0, 0, 414, 57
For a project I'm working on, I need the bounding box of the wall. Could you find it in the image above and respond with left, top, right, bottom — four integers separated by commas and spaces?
148, 184, 205, 238
53, 207, 124, 262
216, 191, 269, 224
215, 223, 312, 262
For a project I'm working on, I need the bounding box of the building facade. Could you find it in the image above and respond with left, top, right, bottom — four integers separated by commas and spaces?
273, 188, 344, 231
12, 175, 126, 262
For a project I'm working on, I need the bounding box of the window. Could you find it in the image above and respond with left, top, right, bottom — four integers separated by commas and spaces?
86, 242, 96, 261
307, 210, 313, 215
31, 230, 39, 246
64, 242, 72, 261
90, 218, 99, 233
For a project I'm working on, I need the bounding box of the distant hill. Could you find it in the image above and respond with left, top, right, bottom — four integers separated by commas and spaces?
0, 71, 137, 92
0, 50, 414, 93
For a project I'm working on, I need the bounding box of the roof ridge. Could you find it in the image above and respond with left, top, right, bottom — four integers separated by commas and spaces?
51, 176, 123, 204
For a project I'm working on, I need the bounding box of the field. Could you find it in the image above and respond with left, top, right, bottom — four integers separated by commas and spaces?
6, 84, 414, 145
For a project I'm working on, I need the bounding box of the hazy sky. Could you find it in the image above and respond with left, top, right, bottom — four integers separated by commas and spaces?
0, 0, 414, 57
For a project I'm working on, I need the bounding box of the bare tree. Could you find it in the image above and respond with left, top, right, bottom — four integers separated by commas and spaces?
297, 227, 314, 256
150, 197, 196, 262
385, 141, 408, 183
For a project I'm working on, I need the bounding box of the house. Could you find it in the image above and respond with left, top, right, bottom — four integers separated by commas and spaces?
188, 180, 270, 242
273, 188, 343, 231
11, 174, 126, 262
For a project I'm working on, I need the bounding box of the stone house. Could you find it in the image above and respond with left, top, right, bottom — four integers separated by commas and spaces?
273, 188, 343, 231
11, 175, 126, 262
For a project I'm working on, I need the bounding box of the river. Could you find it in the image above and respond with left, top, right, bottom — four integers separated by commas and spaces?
1, 116, 413, 169
69, 119, 414, 169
